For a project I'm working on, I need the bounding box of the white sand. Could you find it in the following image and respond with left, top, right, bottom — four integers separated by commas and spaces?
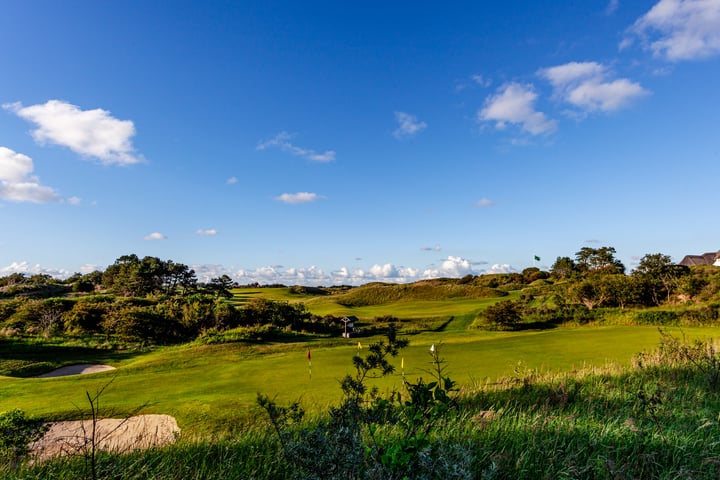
31, 414, 180, 462
35, 364, 116, 378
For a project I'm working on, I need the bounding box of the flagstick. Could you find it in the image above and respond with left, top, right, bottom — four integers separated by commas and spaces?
307, 349, 312, 380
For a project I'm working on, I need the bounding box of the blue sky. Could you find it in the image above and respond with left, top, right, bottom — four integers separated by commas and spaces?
1, 0, 719, 285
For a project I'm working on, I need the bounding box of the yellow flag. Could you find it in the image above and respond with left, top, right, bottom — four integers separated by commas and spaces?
358, 342, 362, 349
401, 357, 404, 369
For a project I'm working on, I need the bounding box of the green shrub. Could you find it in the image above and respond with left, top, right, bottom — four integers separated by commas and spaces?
0, 409, 47, 467
634, 310, 678, 325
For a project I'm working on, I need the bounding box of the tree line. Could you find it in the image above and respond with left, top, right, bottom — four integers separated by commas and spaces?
0, 254, 342, 344
2, 247, 719, 341
483, 246, 720, 328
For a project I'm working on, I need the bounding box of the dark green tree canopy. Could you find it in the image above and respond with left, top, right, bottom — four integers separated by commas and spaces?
575, 246, 625, 275
102, 254, 197, 297
550, 256, 576, 279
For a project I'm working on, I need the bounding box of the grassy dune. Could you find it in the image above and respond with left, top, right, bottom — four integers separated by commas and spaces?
230, 286, 518, 320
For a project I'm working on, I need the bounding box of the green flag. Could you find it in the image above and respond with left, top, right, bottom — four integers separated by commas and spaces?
534, 255, 541, 261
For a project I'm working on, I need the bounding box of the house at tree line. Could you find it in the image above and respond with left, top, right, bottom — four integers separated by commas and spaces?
679, 250, 720, 267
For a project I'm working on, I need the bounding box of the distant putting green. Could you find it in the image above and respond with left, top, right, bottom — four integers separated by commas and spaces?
1, 325, 718, 436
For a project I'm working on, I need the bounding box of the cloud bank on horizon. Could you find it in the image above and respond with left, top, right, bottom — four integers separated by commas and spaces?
0, 256, 517, 287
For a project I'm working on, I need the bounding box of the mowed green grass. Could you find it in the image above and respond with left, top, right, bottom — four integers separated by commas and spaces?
2, 325, 718, 437
230, 287, 518, 320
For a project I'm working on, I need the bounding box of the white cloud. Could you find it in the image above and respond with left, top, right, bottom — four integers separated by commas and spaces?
66, 196, 81, 205
0, 261, 73, 278
275, 192, 322, 204
5, 100, 142, 166
421, 245, 442, 252
423, 256, 474, 278
5, 256, 520, 287
541, 62, 606, 87
485, 263, 517, 274
393, 111, 427, 139
0, 146, 62, 203
606, 0, 620, 15
369, 263, 399, 278
478, 83, 557, 135
144, 232, 167, 240
539, 61, 648, 113
257, 131, 336, 162
226, 176, 238, 185
79, 264, 102, 274
474, 198, 496, 207
196, 229, 218, 236
627, 0, 720, 61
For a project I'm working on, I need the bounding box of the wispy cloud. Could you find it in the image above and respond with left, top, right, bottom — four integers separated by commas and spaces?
625, 0, 720, 61
196, 229, 217, 236
144, 232, 167, 240
0, 146, 62, 203
257, 131, 335, 162
539, 61, 648, 113
605, 0, 620, 15
393, 112, 427, 139
421, 245, 442, 252
478, 83, 557, 135
226, 176, 238, 185
4, 100, 142, 165
474, 197, 496, 207
472, 74, 492, 88
274, 192, 323, 204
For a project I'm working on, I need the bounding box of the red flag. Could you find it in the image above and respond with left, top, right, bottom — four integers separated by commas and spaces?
306, 349, 311, 361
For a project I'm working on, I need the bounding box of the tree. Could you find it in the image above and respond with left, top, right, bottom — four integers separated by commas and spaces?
8, 298, 72, 337
205, 275, 234, 299
102, 254, 142, 296
164, 262, 197, 295
102, 254, 195, 297
240, 298, 311, 330
633, 253, 689, 304
521, 267, 548, 283
571, 280, 611, 310
62, 298, 110, 333
484, 300, 521, 328
550, 256, 576, 279
602, 275, 644, 309
575, 246, 625, 275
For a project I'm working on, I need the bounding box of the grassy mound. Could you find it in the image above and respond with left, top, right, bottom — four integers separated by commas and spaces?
331, 281, 506, 307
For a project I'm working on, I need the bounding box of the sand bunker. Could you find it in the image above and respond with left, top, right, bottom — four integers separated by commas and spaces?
31, 414, 180, 462
35, 364, 116, 378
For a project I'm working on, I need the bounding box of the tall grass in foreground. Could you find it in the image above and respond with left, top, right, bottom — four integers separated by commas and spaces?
6, 330, 720, 479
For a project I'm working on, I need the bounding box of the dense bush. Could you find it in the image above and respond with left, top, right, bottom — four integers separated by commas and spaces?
0, 409, 47, 468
